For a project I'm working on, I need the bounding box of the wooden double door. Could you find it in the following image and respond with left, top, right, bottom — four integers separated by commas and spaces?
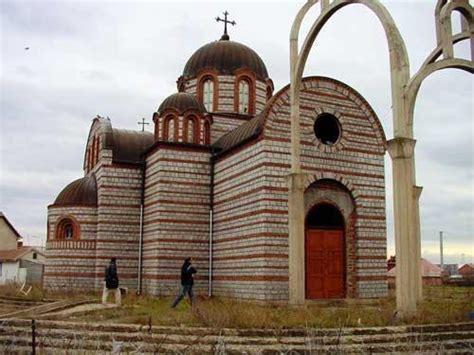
305, 228, 345, 299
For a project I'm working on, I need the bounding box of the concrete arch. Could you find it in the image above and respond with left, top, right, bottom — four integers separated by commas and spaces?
407, 58, 474, 121
289, 0, 411, 179
292, 1, 410, 139
422, 31, 471, 66
439, 0, 474, 58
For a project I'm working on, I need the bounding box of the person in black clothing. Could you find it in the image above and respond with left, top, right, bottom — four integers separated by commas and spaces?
171, 257, 197, 308
102, 258, 121, 305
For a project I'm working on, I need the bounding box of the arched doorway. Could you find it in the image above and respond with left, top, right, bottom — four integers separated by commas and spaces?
305, 203, 345, 299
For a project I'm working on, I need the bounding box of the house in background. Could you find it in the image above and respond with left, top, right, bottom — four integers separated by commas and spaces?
438, 264, 459, 276
458, 264, 474, 277
0, 212, 46, 285
387, 258, 446, 286
0, 212, 21, 250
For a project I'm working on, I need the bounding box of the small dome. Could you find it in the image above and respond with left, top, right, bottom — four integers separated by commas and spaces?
53, 175, 97, 206
183, 39, 269, 80
157, 92, 206, 115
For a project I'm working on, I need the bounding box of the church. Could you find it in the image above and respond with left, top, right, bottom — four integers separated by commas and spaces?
44, 15, 388, 301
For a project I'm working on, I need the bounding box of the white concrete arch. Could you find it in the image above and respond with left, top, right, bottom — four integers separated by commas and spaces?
439, 0, 474, 58
407, 58, 474, 122
288, 0, 472, 317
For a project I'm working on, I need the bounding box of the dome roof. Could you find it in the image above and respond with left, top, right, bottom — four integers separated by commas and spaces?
182, 39, 269, 80
107, 129, 154, 164
53, 175, 97, 207
157, 92, 206, 115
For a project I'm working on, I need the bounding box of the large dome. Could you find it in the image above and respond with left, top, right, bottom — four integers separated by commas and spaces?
182, 38, 269, 80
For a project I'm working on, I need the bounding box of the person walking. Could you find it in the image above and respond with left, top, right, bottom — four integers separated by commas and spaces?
102, 258, 121, 306
171, 257, 197, 308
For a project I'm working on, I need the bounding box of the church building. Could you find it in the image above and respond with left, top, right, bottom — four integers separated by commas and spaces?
45, 18, 388, 301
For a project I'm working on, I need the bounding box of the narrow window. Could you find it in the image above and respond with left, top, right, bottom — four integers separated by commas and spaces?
64, 224, 74, 239
239, 80, 250, 114
188, 119, 196, 144
91, 136, 97, 169
0, 262, 3, 276
163, 116, 176, 142
203, 79, 214, 112
167, 118, 175, 142
32, 253, 37, 260
94, 135, 100, 165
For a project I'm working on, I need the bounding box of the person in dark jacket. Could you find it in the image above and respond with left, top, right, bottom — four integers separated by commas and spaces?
102, 258, 121, 305
171, 257, 197, 308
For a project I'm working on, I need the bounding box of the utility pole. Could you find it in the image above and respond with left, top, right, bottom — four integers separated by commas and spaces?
439, 231, 444, 269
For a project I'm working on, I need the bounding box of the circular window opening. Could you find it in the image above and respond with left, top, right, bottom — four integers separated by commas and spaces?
314, 113, 341, 145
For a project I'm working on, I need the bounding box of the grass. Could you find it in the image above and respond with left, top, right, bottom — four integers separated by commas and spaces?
33, 286, 473, 329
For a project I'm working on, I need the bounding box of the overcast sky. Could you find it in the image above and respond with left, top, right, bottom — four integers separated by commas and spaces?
1, 0, 472, 265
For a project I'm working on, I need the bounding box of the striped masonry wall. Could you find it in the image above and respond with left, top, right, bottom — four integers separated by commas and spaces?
94, 151, 143, 291
212, 139, 289, 300
261, 77, 388, 299
45, 206, 97, 291
142, 145, 211, 296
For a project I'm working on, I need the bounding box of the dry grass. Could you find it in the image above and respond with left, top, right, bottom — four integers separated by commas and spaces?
41, 286, 474, 329
1, 283, 471, 328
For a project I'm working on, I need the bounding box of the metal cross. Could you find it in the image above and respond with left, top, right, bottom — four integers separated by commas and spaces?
138, 118, 149, 132
216, 11, 236, 40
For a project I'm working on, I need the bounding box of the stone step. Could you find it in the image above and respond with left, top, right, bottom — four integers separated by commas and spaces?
2, 318, 474, 337
0, 334, 473, 354
2, 324, 474, 347
1, 319, 473, 353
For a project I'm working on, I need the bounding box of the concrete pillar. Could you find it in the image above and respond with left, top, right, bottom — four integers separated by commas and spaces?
413, 185, 423, 301
287, 173, 306, 304
387, 137, 418, 317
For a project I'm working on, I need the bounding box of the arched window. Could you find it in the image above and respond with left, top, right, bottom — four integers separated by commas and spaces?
167, 118, 175, 142
203, 79, 214, 112
238, 80, 250, 114
184, 116, 199, 144
163, 115, 176, 142
56, 218, 79, 240
188, 118, 196, 144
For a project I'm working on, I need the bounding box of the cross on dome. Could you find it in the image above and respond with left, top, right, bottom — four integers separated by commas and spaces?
137, 117, 149, 132
216, 11, 236, 41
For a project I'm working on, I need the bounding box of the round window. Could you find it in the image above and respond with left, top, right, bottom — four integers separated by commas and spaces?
314, 113, 341, 145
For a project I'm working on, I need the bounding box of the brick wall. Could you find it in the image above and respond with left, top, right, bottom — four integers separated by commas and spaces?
262, 76, 388, 299
213, 140, 288, 300
94, 160, 142, 291
142, 144, 211, 296
45, 205, 97, 291
212, 76, 387, 300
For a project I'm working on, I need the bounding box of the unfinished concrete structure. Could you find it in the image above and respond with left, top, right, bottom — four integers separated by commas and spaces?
288, 0, 473, 315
